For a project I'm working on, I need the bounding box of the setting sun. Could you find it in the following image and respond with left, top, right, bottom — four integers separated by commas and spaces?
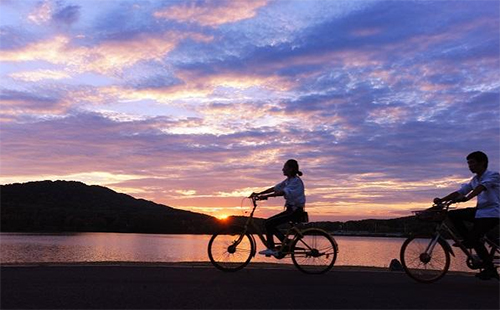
217, 214, 229, 220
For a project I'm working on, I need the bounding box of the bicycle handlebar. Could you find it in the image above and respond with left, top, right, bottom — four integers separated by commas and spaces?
432, 200, 455, 210
250, 195, 268, 201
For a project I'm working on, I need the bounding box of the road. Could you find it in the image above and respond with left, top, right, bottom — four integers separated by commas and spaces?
1, 263, 499, 309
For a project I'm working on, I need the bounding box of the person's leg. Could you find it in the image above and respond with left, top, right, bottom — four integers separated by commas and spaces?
447, 208, 476, 242
265, 209, 294, 249
470, 218, 500, 268
463, 217, 500, 280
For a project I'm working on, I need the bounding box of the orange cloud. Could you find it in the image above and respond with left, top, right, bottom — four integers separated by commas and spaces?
102, 71, 294, 104
0, 32, 213, 75
154, 0, 269, 27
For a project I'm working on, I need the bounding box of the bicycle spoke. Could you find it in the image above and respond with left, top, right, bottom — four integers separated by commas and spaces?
208, 231, 254, 272
400, 236, 450, 283
291, 229, 337, 274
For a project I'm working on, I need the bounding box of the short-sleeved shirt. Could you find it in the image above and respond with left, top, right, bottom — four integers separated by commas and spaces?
458, 170, 500, 218
274, 176, 306, 210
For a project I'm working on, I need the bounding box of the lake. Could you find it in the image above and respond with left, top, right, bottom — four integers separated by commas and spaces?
0, 232, 470, 272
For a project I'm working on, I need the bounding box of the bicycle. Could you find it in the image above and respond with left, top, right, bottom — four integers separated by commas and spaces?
400, 201, 500, 283
207, 195, 338, 274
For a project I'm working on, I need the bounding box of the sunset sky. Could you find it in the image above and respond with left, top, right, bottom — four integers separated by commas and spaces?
1, 0, 499, 221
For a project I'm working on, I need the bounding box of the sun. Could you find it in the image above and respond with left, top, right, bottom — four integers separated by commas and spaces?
217, 214, 229, 220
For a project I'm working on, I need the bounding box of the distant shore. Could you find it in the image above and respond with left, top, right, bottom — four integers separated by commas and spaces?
0, 230, 408, 238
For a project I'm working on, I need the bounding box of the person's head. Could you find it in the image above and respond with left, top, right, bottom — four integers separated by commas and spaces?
466, 151, 488, 174
282, 159, 303, 177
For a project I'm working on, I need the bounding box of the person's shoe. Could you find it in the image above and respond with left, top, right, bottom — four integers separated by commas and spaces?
475, 268, 500, 281
258, 248, 278, 257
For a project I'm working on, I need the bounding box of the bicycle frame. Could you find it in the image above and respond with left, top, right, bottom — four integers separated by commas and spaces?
484, 236, 500, 267
401, 201, 500, 283
208, 196, 339, 274
236, 197, 306, 256
425, 204, 499, 268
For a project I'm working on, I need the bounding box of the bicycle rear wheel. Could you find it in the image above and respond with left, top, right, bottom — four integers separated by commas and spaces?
208, 226, 254, 272
400, 235, 451, 283
291, 228, 337, 274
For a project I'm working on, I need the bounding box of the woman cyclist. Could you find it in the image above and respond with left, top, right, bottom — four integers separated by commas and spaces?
250, 159, 306, 257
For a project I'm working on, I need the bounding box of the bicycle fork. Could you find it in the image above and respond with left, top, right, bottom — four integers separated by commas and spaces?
422, 234, 455, 263
420, 235, 441, 263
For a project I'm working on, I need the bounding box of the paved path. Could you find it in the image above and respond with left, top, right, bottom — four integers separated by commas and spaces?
1, 263, 498, 309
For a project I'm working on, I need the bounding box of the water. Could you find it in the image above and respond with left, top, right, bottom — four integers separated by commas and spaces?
0, 232, 470, 271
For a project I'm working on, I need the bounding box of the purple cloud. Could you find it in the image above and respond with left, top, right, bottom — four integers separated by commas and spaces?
52, 3, 80, 25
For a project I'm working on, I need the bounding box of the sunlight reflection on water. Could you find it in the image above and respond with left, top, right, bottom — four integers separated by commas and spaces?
0, 232, 469, 271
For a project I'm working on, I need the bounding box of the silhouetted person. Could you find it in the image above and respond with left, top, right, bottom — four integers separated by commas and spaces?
434, 151, 499, 280
250, 159, 306, 257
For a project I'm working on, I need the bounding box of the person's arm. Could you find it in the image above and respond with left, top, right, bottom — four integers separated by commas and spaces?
434, 179, 475, 204
458, 185, 486, 202
250, 180, 288, 199
258, 187, 275, 195
260, 187, 285, 198
434, 191, 463, 204
250, 187, 283, 198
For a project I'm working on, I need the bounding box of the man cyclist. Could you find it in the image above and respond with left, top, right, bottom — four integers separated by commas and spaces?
434, 151, 499, 280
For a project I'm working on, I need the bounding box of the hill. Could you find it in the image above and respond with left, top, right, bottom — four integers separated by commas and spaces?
0, 180, 221, 234
309, 217, 435, 237
1, 180, 436, 236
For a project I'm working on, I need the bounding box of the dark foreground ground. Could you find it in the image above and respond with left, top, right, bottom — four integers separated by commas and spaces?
1, 263, 499, 309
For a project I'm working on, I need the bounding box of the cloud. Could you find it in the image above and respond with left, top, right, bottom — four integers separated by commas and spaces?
0, 26, 34, 50
1, 105, 498, 220
52, 3, 81, 25
0, 88, 68, 115
27, 1, 52, 25
26, 1, 81, 26
0, 32, 213, 75
8, 69, 71, 82
153, 0, 269, 27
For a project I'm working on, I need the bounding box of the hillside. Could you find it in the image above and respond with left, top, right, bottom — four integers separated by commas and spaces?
0, 180, 221, 234
1, 180, 437, 236
309, 217, 435, 237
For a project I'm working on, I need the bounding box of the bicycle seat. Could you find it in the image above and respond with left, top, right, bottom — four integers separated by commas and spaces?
291, 212, 309, 224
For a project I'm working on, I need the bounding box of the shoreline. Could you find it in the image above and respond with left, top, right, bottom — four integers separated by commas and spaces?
0, 230, 409, 237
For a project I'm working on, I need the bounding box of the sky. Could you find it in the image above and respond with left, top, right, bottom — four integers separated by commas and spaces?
0, 0, 499, 221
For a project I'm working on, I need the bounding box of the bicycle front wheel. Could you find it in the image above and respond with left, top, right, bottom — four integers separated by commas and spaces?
291, 228, 337, 274
400, 235, 451, 283
208, 226, 254, 272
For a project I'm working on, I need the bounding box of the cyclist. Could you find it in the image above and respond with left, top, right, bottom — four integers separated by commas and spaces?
434, 151, 499, 280
250, 159, 306, 257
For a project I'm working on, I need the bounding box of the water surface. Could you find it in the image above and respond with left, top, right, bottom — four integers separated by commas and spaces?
0, 232, 470, 271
